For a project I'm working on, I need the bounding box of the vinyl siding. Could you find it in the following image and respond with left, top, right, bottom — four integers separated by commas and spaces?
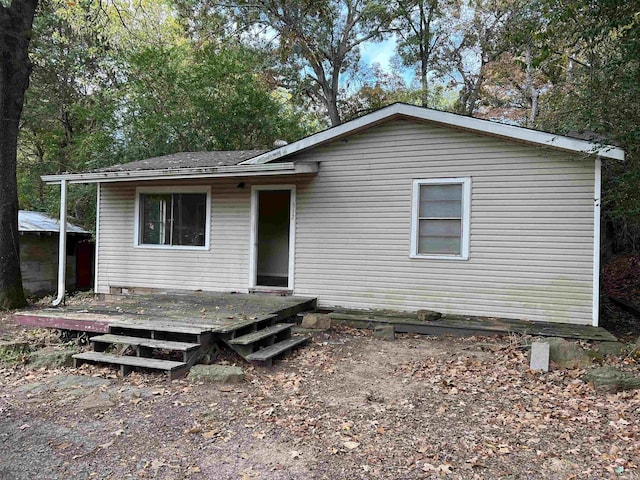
97, 180, 253, 293
291, 120, 596, 325
96, 119, 596, 325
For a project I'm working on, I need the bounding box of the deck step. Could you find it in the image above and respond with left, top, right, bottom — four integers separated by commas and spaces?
73, 351, 188, 379
246, 336, 310, 364
90, 334, 200, 352
228, 323, 292, 345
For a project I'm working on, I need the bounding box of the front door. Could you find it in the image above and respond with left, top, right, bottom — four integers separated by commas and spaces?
251, 186, 295, 289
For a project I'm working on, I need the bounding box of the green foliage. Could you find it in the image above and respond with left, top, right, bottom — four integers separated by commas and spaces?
118, 42, 309, 160
17, 0, 313, 230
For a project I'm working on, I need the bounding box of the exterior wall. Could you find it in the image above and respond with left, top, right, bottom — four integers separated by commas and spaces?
20, 234, 78, 295
96, 119, 596, 325
96, 177, 311, 294
292, 120, 596, 325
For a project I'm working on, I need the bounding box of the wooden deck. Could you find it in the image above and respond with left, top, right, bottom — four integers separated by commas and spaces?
14, 292, 317, 334
329, 310, 618, 342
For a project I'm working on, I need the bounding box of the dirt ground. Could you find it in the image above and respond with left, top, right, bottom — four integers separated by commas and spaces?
1, 314, 639, 480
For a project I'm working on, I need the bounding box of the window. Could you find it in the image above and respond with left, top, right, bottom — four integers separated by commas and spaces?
410, 178, 470, 260
135, 187, 210, 249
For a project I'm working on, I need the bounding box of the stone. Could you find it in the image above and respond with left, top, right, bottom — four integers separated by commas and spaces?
300, 313, 332, 330
546, 337, 592, 369
77, 393, 115, 410
529, 341, 550, 372
598, 341, 627, 357
28, 347, 78, 368
374, 324, 395, 341
582, 366, 640, 393
0, 341, 30, 361
0, 340, 30, 353
416, 309, 442, 322
188, 365, 245, 383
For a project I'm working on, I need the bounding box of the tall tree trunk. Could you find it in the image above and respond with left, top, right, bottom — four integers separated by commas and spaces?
0, 0, 39, 309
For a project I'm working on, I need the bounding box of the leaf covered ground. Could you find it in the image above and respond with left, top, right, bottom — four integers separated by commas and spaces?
1, 316, 639, 480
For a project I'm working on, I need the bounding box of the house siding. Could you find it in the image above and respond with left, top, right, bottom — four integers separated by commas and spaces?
96, 119, 595, 325
291, 120, 595, 325
97, 180, 253, 293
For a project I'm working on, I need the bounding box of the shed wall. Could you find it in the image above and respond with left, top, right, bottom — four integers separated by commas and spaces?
20, 234, 78, 294
96, 120, 596, 324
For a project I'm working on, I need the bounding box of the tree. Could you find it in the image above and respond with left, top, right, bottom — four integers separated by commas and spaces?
18, 0, 118, 226
393, 0, 447, 107
0, 0, 38, 309
233, 0, 394, 125
118, 41, 312, 159
436, 0, 515, 116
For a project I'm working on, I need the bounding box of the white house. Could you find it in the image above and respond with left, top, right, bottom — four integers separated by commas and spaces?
42, 103, 625, 326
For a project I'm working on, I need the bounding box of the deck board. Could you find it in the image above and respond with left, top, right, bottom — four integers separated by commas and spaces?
14, 293, 317, 334
330, 311, 617, 342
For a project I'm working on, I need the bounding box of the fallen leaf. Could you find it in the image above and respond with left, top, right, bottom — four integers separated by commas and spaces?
343, 441, 360, 450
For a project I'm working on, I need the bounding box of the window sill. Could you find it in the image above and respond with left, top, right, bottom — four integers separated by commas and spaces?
135, 244, 210, 252
409, 254, 469, 261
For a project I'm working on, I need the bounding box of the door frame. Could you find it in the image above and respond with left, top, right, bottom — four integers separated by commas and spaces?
249, 184, 296, 291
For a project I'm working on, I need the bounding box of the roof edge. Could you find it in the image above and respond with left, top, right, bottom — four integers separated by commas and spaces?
240, 103, 625, 165
41, 162, 318, 185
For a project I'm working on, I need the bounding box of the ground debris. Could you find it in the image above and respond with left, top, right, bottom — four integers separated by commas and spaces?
0, 313, 639, 479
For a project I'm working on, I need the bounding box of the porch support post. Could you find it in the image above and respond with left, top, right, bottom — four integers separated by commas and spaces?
52, 178, 67, 306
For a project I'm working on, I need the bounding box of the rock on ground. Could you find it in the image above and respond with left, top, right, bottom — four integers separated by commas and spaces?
300, 313, 332, 330
582, 366, 640, 392
416, 309, 442, 321
546, 337, 592, 369
28, 347, 78, 368
598, 341, 627, 357
374, 324, 395, 340
188, 364, 244, 383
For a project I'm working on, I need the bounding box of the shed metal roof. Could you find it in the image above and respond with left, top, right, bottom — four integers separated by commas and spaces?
19, 210, 89, 234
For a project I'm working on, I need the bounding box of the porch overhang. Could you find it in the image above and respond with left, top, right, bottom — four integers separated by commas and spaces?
41, 161, 319, 185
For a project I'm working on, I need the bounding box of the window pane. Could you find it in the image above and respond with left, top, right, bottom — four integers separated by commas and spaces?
419, 184, 462, 217
140, 194, 170, 245
418, 219, 461, 255
171, 193, 207, 246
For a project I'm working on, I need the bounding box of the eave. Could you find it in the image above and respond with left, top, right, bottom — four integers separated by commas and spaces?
41, 161, 319, 185
240, 103, 625, 165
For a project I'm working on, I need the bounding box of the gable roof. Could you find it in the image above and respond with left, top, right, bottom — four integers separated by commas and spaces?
240, 103, 624, 165
19, 210, 88, 234
42, 103, 624, 185
98, 150, 267, 173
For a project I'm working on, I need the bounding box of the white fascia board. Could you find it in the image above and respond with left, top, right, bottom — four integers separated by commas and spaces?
240, 103, 625, 165
41, 161, 318, 185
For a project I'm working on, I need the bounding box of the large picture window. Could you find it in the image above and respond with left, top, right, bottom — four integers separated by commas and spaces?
410, 178, 470, 260
135, 188, 210, 249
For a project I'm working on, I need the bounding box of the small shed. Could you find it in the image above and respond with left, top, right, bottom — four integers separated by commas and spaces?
18, 210, 93, 295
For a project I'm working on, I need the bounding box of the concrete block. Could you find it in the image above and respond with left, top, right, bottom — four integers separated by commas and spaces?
374, 324, 395, 341
300, 313, 331, 330
188, 365, 245, 383
530, 341, 550, 372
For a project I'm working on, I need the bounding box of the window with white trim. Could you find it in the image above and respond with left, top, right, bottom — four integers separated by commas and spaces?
410, 178, 470, 260
136, 188, 210, 249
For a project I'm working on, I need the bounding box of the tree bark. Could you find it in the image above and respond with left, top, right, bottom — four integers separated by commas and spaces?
0, 0, 39, 309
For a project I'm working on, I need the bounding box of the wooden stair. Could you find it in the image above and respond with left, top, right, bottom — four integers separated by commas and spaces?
73, 322, 213, 380
73, 312, 312, 377
220, 318, 310, 367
